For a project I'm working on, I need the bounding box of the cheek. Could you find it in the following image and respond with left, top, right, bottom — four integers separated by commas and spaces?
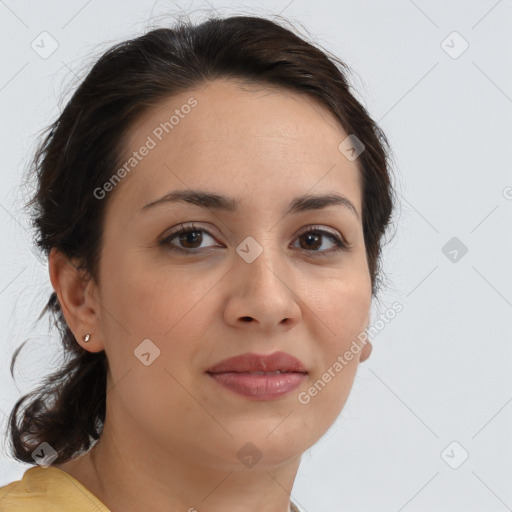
334, 285, 371, 346
96, 257, 205, 426
308, 273, 372, 350
98, 254, 221, 394
101, 247, 213, 336
301, 278, 371, 416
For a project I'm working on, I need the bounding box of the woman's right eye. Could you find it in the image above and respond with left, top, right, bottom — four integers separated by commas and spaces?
159, 223, 220, 253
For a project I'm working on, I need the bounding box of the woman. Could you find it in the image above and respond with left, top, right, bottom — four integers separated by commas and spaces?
0, 13, 396, 512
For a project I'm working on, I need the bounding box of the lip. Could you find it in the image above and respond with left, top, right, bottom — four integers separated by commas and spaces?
206, 351, 307, 374
206, 351, 308, 401
207, 372, 307, 400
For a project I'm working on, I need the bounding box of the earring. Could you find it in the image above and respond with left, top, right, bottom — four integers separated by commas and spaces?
83, 333, 91, 343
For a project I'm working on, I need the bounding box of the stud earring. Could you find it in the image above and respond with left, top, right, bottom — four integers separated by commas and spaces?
83, 333, 91, 343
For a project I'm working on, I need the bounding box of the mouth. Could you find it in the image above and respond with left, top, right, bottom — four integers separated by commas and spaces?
205, 351, 308, 400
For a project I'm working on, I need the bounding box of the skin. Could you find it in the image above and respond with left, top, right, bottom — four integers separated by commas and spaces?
50, 78, 373, 512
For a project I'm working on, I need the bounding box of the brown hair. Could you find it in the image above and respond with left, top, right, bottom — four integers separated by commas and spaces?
6, 13, 397, 468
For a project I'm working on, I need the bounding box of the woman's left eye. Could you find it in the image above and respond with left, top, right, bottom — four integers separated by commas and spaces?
159, 223, 347, 256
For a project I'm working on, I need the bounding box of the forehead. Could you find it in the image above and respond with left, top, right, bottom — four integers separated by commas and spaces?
107, 79, 363, 218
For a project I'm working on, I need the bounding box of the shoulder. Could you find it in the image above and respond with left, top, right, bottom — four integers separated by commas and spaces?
0, 466, 110, 511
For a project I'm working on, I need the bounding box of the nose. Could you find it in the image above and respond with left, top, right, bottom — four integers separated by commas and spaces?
223, 242, 302, 333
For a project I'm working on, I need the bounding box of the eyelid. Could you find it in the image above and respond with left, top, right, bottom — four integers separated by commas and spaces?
160, 222, 221, 243
162, 222, 345, 241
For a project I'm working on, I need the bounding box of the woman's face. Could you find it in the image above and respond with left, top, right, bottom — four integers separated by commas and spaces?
91, 78, 372, 469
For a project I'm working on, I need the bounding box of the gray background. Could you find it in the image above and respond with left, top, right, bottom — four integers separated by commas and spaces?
0, 1, 511, 511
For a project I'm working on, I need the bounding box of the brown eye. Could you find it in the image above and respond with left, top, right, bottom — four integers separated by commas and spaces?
160, 223, 219, 253
293, 227, 346, 256
175, 229, 204, 249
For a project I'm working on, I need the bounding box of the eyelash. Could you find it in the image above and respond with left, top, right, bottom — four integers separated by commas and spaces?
159, 222, 349, 257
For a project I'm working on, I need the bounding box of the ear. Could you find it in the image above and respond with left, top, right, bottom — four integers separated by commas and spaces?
359, 306, 373, 363
359, 338, 372, 362
48, 248, 105, 353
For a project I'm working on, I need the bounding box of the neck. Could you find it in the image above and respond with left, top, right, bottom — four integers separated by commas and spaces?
62, 409, 302, 512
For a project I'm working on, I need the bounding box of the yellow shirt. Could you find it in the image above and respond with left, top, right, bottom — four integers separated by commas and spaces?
0, 466, 110, 511
1, 467, 304, 511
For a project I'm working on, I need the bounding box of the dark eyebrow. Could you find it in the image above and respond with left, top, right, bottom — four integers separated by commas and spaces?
139, 189, 359, 219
